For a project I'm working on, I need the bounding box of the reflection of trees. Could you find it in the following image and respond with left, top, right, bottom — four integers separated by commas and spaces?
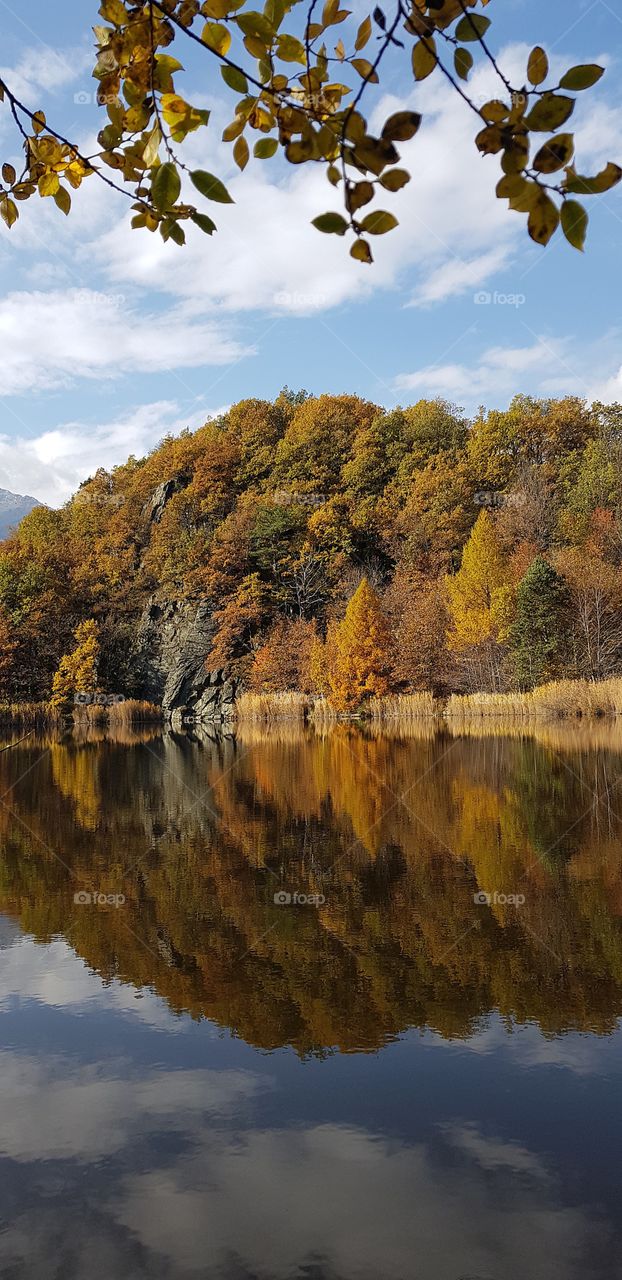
2, 724, 622, 1051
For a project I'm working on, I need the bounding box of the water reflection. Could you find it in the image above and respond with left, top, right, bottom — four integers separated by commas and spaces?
2, 723, 622, 1278
1, 722, 622, 1047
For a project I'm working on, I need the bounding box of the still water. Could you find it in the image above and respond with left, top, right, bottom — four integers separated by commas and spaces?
1, 719, 622, 1279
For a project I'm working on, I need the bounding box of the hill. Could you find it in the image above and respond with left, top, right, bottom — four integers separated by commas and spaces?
1, 389, 621, 705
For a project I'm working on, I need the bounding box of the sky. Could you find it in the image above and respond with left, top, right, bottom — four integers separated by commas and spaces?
0, 0, 620, 505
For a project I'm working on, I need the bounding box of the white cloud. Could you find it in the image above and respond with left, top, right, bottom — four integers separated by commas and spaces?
395, 336, 592, 405
0, 46, 90, 105
0, 399, 228, 505
0, 288, 249, 397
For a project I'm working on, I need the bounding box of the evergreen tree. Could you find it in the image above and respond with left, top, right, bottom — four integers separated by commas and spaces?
509, 557, 570, 689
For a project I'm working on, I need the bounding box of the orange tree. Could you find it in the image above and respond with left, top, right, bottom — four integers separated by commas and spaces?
325, 577, 394, 710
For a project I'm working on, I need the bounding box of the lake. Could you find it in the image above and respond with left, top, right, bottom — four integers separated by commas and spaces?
1, 720, 622, 1279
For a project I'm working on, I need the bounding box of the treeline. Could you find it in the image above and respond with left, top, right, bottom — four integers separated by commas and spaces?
3, 388, 622, 703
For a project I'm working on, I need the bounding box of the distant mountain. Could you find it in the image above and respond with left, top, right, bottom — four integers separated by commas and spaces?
0, 488, 41, 539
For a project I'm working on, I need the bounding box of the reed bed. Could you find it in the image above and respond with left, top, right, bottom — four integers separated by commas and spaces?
235, 691, 310, 723
0, 702, 63, 729
444, 678, 622, 722
368, 692, 437, 721
73, 699, 162, 725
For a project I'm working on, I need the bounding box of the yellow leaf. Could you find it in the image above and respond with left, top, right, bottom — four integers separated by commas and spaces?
202, 22, 232, 55
412, 37, 436, 81
233, 135, 249, 169
38, 172, 60, 197
354, 15, 371, 49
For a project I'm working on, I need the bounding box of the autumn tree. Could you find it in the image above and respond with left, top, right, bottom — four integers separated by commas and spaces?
0, 3, 617, 263
324, 578, 394, 711
50, 620, 100, 710
556, 544, 622, 680
509, 557, 570, 690
445, 510, 513, 690
249, 618, 317, 692
0, 607, 17, 701
385, 568, 449, 694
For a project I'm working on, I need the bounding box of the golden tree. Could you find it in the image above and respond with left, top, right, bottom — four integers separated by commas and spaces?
445, 510, 513, 690
326, 578, 394, 711
50, 620, 100, 710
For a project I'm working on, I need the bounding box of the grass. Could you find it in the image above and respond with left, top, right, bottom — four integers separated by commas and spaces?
368, 692, 437, 721
235, 691, 310, 723
444, 678, 622, 721
0, 702, 63, 729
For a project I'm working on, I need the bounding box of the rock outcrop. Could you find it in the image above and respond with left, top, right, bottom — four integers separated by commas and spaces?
142, 475, 190, 524
163, 662, 238, 728
129, 596, 238, 725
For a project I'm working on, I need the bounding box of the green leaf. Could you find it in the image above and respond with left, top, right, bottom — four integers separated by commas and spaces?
563, 162, 622, 195
525, 93, 574, 132
190, 169, 234, 202
381, 111, 421, 142
454, 47, 473, 81
561, 199, 588, 250
221, 64, 248, 93
532, 133, 574, 174
527, 46, 548, 87
254, 137, 279, 158
359, 209, 398, 234
191, 211, 217, 234
152, 162, 181, 210
455, 13, 491, 41
311, 212, 348, 234
527, 191, 560, 246
235, 11, 273, 39
559, 64, 604, 91
276, 34, 306, 62
168, 221, 186, 246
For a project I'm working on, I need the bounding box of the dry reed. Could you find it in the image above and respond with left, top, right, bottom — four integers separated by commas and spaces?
444, 678, 622, 722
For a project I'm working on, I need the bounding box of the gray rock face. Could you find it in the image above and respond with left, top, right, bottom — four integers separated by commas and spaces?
142, 476, 190, 524
129, 596, 238, 724
165, 667, 239, 729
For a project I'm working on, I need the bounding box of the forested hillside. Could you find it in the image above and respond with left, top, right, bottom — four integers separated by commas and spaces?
3, 388, 622, 703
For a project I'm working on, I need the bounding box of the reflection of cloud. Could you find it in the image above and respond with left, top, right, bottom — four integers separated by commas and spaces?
0, 1052, 269, 1162
115, 1123, 606, 1279
423, 1014, 622, 1077
441, 1121, 550, 1181
0, 929, 191, 1031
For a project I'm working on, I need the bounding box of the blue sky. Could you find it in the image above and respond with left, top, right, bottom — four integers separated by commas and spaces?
0, 0, 620, 504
